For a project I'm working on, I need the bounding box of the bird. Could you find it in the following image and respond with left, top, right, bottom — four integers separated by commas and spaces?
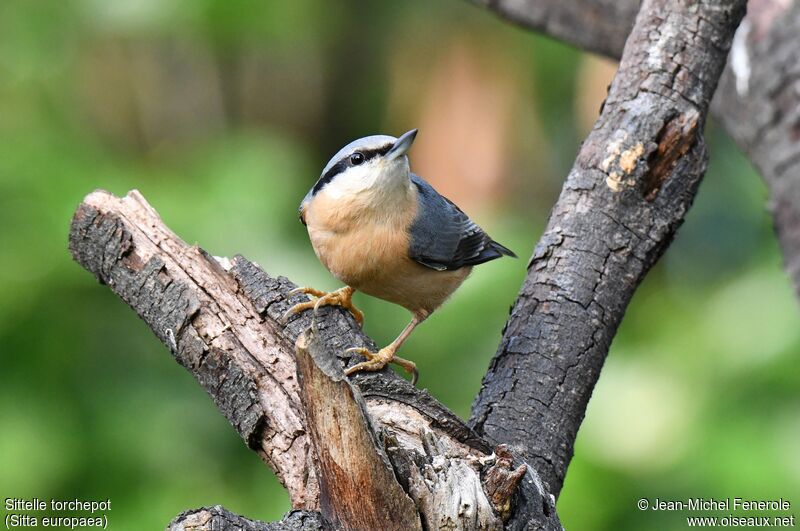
283, 129, 516, 385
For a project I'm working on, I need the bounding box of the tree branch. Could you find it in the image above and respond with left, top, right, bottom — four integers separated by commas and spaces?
469, 0, 800, 299
469, 0, 746, 496
468, 0, 640, 58
68, 190, 561, 529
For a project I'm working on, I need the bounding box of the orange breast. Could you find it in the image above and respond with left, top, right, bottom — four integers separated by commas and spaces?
304, 188, 469, 313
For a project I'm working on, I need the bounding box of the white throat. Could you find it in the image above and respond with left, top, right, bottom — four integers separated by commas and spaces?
323, 157, 413, 209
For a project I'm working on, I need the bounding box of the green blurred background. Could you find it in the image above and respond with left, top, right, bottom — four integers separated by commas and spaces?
1, 1, 798, 529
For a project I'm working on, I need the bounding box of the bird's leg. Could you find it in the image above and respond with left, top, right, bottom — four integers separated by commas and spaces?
282, 285, 364, 326
345, 311, 428, 385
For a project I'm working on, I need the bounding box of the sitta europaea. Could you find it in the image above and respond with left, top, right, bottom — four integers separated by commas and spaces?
284, 129, 515, 384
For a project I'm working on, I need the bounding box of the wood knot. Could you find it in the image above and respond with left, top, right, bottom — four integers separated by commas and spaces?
482, 444, 527, 522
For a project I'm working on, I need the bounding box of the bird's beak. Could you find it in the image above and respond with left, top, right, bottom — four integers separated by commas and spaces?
386, 129, 418, 161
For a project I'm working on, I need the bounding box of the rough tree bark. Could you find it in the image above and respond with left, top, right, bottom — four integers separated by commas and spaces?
468, 0, 800, 298
469, 0, 746, 497
68, 0, 747, 529
69, 190, 559, 530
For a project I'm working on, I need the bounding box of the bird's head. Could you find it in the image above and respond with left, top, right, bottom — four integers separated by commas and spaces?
308, 129, 418, 202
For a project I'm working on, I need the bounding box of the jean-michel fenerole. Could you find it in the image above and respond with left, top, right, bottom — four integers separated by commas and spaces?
650, 498, 791, 511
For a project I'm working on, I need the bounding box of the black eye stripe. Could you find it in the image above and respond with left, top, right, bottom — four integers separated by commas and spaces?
359, 143, 394, 161
311, 142, 394, 195
312, 160, 347, 195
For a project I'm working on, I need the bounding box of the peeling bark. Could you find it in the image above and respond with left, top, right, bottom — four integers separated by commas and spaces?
469, 0, 746, 496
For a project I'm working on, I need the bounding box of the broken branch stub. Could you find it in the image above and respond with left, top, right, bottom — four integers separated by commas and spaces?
294, 329, 422, 531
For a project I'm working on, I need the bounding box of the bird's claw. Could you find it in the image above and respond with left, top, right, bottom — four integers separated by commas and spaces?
345, 346, 419, 386
281, 300, 315, 324
288, 286, 326, 299
281, 287, 326, 324
281, 286, 364, 326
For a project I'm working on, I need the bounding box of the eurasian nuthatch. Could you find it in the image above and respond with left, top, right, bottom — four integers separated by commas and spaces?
284, 129, 516, 385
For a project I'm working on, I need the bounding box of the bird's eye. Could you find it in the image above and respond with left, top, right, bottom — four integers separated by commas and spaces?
350, 152, 365, 165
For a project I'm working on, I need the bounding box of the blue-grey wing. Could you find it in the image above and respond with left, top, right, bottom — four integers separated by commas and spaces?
407, 174, 516, 271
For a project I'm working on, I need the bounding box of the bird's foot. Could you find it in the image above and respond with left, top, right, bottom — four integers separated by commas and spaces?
344, 346, 419, 386
282, 286, 364, 326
